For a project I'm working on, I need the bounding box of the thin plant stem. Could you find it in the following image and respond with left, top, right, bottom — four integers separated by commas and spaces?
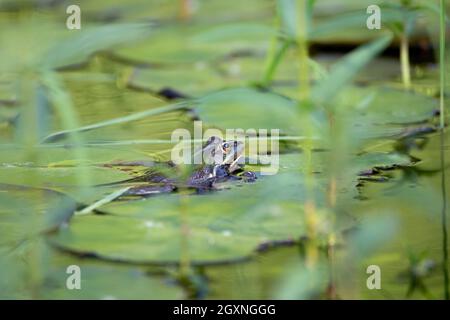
179, 193, 191, 277
439, 0, 449, 300
298, 0, 310, 100
178, 167, 192, 290
326, 112, 338, 299
441, 1, 448, 132
262, 5, 293, 87
263, 40, 292, 87
41, 72, 92, 188
20, 75, 42, 298
296, 0, 317, 268
326, 233, 337, 299
400, 30, 411, 90
326, 177, 337, 299
179, 0, 193, 21
439, 131, 448, 300
262, 14, 281, 86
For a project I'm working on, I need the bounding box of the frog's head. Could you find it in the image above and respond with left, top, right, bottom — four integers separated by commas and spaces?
221, 140, 244, 165
201, 136, 244, 166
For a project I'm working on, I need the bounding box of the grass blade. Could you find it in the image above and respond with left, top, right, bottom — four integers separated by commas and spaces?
76, 187, 131, 215
311, 35, 393, 106
41, 102, 187, 143
439, 0, 449, 300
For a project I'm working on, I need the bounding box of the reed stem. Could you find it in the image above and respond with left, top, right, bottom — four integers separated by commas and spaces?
296, 0, 318, 269
400, 30, 411, 90
439, 0, 449, 300
298, 0, 310, 100
179, 0, 194, 21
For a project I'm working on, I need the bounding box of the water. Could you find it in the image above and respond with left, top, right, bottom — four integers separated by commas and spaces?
1, 55, 448, 298
204, 132, 450, 299
0, 1, 449, 297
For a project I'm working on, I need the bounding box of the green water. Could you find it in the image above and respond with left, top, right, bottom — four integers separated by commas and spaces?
204, 132, 450, 300
1, 52, 449, 300
1, 0, 449, 300
4, 83, 448, 300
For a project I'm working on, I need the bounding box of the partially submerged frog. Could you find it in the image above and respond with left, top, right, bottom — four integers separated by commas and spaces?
111, 136, 257, 197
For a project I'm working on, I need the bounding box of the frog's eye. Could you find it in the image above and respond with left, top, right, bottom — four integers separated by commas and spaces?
222, 142, 230, 153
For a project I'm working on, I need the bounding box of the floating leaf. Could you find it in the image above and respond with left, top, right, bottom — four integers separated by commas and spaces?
191, 23, 275, 43
42, 264, 183, 299
43, 23, 153, 69
47, 147, 410, 265
127, 65, 222, 97
0, 185, 76, 245
49, 173, 309, 264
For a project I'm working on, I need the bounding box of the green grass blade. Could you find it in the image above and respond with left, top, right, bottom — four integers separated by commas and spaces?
41, 71, 92, 187
311, 35, 393, 107
41, 102, 187, 143
76, 187, 131, 215
439, 0, 449, 300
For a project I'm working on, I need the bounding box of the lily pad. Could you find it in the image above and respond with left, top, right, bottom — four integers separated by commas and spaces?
49, 173, 308, 264
0, 164, 132, 188
336, 86, 438, 126
127, 64, 222, 97
276, 85, 438, 142
112, 21, 270, 65
0, 185, 76, 247
41, 264, 183, 299
47, 148, 411, 265
112, 24, 221, 65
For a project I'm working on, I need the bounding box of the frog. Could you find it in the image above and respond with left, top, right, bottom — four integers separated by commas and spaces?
113, 136, 257, 197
